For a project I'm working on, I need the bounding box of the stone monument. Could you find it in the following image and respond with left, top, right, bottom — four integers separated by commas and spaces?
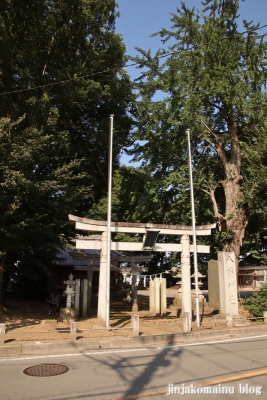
149, 277, 167, 316
209, 252, 249, 327
208, 259, 220, 310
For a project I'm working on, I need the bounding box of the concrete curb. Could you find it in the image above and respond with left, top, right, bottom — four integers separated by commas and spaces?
1, 324, 267, 358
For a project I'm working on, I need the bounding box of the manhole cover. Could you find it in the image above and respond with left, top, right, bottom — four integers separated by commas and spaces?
23, 364, 69, 377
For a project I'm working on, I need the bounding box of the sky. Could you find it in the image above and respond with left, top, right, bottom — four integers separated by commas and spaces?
116, 0, 267, 70
115, 0, 267, 164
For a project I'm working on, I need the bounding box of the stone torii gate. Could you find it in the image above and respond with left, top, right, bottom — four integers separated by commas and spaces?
69, 214, 216, 331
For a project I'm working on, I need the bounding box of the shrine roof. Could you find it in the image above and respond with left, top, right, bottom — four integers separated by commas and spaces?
53, 248, 121, 266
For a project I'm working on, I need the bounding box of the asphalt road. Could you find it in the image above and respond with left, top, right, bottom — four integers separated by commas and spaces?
1, 334, 267, 400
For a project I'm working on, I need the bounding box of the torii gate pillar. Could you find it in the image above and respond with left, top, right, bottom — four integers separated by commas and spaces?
98, 231, 108, 325
130, 261, 138, 312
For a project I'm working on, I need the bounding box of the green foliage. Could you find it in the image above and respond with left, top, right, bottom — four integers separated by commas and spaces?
0, 0, 134, 300
243, 283, 267, 318
129, 0, 267, 261
91, 164, 197, 226
112, 233, 141, 243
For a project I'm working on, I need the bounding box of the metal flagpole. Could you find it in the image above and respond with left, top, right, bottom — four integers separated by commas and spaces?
106, 114, 114, 328
186, 129, 200, 327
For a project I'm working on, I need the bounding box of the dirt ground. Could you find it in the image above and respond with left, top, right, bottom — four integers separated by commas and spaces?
0, 292, 258, 346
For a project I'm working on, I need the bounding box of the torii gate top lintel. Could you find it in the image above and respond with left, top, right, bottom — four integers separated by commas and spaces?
68, 214, 216, 236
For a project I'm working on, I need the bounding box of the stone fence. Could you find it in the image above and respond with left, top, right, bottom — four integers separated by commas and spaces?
0, 314, 140, 345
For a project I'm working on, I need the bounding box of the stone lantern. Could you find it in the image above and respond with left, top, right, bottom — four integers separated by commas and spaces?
58, 273, 78, 322
191, 272, 206, 310
64, 273, 76, 308
172, 271, 183, 310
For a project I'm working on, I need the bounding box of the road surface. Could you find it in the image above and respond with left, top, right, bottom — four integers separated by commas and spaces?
1, 334, 267, 399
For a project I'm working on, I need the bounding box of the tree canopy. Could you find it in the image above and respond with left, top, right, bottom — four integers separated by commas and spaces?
129, 0, 267, 266
0, 0, 134, 301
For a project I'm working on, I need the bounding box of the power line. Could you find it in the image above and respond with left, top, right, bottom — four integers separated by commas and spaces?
0, 24, 266, 97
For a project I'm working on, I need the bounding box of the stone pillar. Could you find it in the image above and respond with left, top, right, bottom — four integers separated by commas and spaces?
70, 322, 77, 341
218, 252, 238, 317
149, 277, 166, 316
208, 259, 220, 310
131, 314, 139, 336
87, 260, 94, 312
98, 231, 107, 325
0, 323, 5, 345
131, 261, 138, 312
183, 312, 191, 333
149, 278, 160, 315
160, 277, 167, 315
82, 279, 88, 319
181, 234, 192, 332
74, 279, 80, 315
154, 278, 161, 315
149, 279, 155, 314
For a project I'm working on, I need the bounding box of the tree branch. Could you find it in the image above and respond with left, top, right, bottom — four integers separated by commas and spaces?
200, 119, 218, 140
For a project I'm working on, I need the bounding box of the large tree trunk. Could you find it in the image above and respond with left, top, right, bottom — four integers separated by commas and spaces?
212, 179, 247, 270
223, 179, 248, 268
212, 117, 248, 271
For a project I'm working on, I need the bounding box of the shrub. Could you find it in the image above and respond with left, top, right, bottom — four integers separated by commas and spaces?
243, 283, 267, 318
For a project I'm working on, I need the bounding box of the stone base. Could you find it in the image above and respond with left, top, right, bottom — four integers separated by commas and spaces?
172, 291, 182, 308
58, 308, 78, 322
212, 314, 227, 327
123, 293, 132, 303
192, 300, 209, 313
191, 290, 207, 309
212, 314, 250, 328
232, 315, 250, 327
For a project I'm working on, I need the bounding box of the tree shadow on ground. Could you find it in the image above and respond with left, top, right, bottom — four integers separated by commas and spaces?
3, 300, 44, 330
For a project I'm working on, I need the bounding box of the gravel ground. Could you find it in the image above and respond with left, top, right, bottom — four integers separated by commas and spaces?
1, 288, 259, 345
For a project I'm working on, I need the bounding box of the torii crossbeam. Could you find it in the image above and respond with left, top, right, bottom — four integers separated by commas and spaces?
69, 214, 216, 331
